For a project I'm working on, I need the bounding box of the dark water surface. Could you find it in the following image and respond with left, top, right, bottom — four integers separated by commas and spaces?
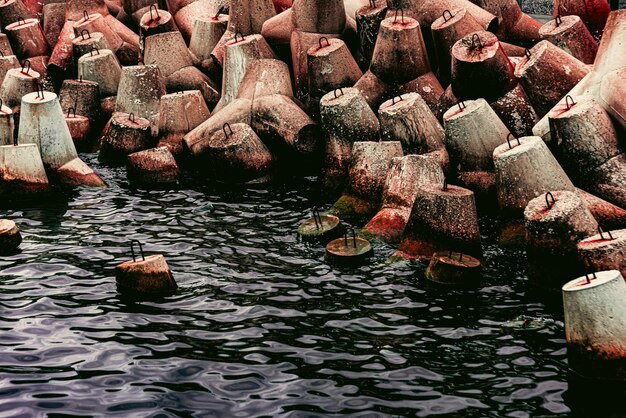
0, 155, 621, 417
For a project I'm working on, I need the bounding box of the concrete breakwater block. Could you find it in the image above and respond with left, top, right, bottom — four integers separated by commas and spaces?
0, 104, 15, 146
0, 66, 40, 111
539, 15, 598, 64
325, 231, 373, 266
578, 228, 626, 278
157, 90, 211, 156
563, 270, 626, 382
115, 241, 177, 295
329, 141, 403, 218
127, 146, 180, 186
99, 112, 153, 164
204, 122, 273, 183
426, 251, 481, 285
0, 143, 50, 198
77, 48, 122, 97
524, 191, 598, 291
298, 208, 344, 244
361, 155, 444, 244
0, 219, 22, 253
394, 183, 482, 261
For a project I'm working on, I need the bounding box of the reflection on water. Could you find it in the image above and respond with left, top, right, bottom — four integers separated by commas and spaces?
0, 154, 623, 417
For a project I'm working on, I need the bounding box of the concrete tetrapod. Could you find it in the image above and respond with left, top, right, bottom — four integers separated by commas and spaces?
64, 111, 91, 151
139, 7, 178, 38
353, 69, 390, 111
361, 154, 445, 244
524, 191, 598, 291
355, 0, 388, 65
127, 146, 180, 186
214, 33, 275, 112
0, 142, 49, 198
236, 59, 293, 101
251, 94, 319, 158
475, 0, 542, 47
182, 98, 253, 158
369, 15, 430, 85
450, 31, 517, 103
188, 13, 229, 74
0, 66, 40, 112
548, 95, 626, 209
298, 207, 344, 244
115, 241, 177, 295
319, 88, 380, 194
325, 231, 373, 266
307, 37, 362, 99
0, 34, 14, 56
378, 93, 448, 170
0, 53, 19, 86
489, 83, 539, 138
394, 182, 482, 261
539, 15, 598, 65
77, 48, 122, 97
172, 0, 228, 41
47, 20, 75, 78
99, 112, 153, 164
329, 141, 403, 219
426, 251, 481, 285
5, 18, 50, 59
0, 219, 22, 253
443, 99, 510, 196
493, 136, 576, 217
17, 91, 105, 187
578, 228, 626, 279
0, 104, 15, 146
157, 90, 211, 156
514, 40, 590, 117
204, 122, 273, 183
577, 188, 626, 230
0, 0, 33, 30
115, 65, 167, 135
73, 13, 123, 56
562, 270, 626, 382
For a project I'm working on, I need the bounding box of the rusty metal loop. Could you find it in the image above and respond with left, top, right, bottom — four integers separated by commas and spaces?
82, 10, 89, 22
0, 98, 3, 111
506, 133, 520, 149
234, 32, 245, 43
555, 14, 562, 26
344, 229, 357, 248
312, 206, 322, 230
442, 9, 453, 22
80, 29, 90, 40
333, 88, 344, 99
524, 48, 531, 59
457, 100, 465, 112
66, 107, 76, 118
442, 179, 449, 191
130, 240, 146, 262
368, 0, 376, 7
149, 4, 159, 20
391, 95, 403, 105
565, 95, 576, 110
318, 36, 330, 49
79, 75, 83, 83
36, 85, 45, 99
393, 8, 404, 24
89, 46, 99, 56
21, 59, 31, 74
545, 192, 556, 209
223, 122, 233, 137
128, 112, 135, 123
16, 17, 26, 26
470, 33, 483, 49
598, 226, 614, 241
214, 5, 226, 19
0, 50, 4, 57
584, 270, 597, 285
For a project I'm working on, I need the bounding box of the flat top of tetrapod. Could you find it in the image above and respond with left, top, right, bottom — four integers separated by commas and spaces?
493, 136, 540, 158
0, 219, 16, 234
22, 91, 57, 104
562, 270, 622, 292
443, 99, 487, 121
578, 229, 626, 250
539, 15, 581, 36
5, 18, 39, 30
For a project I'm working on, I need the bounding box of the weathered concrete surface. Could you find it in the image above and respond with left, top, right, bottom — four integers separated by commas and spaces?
116, 253, 177, 294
